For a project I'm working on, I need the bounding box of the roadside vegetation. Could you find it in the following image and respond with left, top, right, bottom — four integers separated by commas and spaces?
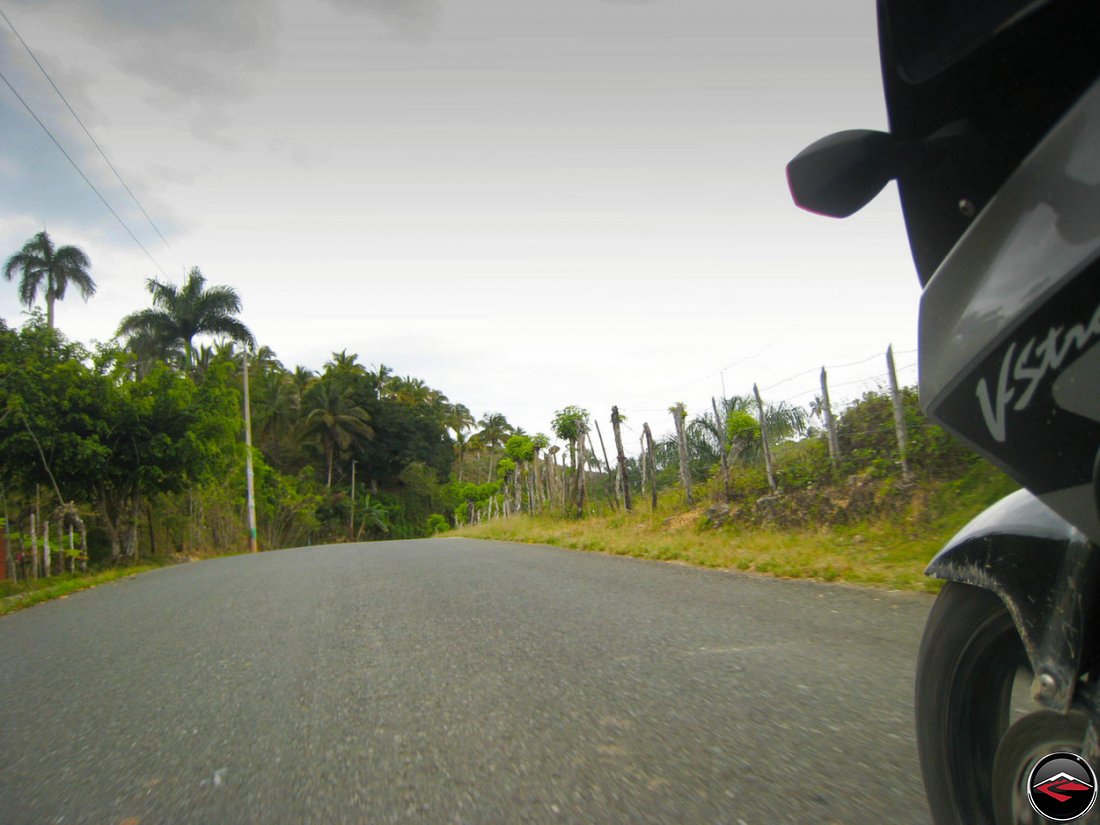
456, 461, 1018, 591
2, 229, 1018, 606
453, 389, 1020, 592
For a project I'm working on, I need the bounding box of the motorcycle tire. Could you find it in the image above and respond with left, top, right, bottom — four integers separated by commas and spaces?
915, 581, 1028, 825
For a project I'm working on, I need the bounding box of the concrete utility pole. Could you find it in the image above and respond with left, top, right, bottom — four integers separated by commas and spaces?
242, 350, 258, 553
886, 345, 912, 483
820, 368, 841, 467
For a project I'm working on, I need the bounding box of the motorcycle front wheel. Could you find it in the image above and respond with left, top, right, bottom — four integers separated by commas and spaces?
915, 581, 1091, 825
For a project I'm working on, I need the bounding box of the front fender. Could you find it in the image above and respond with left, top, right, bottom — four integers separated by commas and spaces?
927, 489, 1100, 712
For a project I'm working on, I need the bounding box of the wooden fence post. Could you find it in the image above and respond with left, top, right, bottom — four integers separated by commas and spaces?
589, 427, 616, 510
754, 384, 778, 494
643, 423, 659, 511
711, 397, 731, 503
886, 345, 912, 482
2, 487, 14, 583
30, 513, 37, 580
671, 403, 693, 505
611, 407, 633, 512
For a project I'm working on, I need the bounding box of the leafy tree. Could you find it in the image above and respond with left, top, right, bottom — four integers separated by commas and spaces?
397, 460, 447, 526
504, 434, 535, 464
3, 230, 96, 330
117, 267, 255, 371
0, 319, 243, 559
552, 406, 590, 512
358, 397, 453, 490
497, 457, 517, 480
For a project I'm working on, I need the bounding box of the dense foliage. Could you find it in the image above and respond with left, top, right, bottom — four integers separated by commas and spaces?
0, 307, 467, 564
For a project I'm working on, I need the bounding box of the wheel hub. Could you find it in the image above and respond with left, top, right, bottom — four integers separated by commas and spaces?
992, 710, 1091, 824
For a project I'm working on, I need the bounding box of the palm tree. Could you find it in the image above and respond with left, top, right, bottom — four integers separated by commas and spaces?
300, 381, 375, 487
3, 230, 96, 329
370, 363, 395, 399
326, 349, 366, 377
390, 376, 434, 405
292, 366, 316, 403
476, 412, 513, 481
445, 403, 476, 480
445, 403, 475, 440
253, 370, 301, 454
692, 395, 808, 467
116, 267, 254, 370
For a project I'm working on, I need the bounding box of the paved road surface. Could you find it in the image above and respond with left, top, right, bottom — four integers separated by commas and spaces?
0, 538, 934, 824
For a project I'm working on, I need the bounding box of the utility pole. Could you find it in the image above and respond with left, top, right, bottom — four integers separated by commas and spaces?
242, 349, 258, 553
886, 345, 912, 483
820, 367, 841, 468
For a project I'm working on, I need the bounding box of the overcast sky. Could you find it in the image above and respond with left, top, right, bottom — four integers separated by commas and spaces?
0, 0, 922, 446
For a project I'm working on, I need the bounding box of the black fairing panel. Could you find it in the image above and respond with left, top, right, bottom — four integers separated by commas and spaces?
877, 0, 1100, 284
928, 260, 1100, 498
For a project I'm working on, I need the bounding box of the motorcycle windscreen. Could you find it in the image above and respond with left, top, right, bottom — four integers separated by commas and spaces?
878, 0, 1100, 285
919, 78, 1100, 543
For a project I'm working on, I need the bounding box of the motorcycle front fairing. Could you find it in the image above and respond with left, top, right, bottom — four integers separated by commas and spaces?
918, 76, 1100, 710
919, 77, 1100, 545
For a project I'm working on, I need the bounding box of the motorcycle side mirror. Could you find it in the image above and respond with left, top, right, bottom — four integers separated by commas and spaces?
786, 129, 899, 218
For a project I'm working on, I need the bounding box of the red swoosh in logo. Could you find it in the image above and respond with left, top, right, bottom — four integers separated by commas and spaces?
1037, 779, 1094, 803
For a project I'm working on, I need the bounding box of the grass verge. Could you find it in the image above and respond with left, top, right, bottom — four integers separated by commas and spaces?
0, 562, 170, 617
454, 465, 1018, 593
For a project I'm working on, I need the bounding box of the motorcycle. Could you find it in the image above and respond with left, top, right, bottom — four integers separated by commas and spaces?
786, 1, 1100, 822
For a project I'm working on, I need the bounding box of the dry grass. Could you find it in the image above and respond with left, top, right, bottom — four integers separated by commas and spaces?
454, 508, 949, 592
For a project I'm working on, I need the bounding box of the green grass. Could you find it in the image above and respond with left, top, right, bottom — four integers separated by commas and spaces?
0, 562, 171, 616
454, 463, 1019, 592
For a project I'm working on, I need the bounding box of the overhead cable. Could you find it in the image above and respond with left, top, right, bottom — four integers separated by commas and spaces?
0, 5, 180, 268
0, 67, 170, 278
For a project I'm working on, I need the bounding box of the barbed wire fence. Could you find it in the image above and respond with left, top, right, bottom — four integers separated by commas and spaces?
469, 344, 933, 524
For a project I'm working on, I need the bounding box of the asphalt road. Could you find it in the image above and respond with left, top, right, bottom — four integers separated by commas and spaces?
0, 538, 935, 824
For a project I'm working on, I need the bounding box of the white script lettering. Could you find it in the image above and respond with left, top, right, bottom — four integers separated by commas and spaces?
976, 301, 1100, 443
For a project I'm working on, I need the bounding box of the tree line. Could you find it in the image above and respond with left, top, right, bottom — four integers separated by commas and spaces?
2, 230, 980, 576
0, 231, 508, 573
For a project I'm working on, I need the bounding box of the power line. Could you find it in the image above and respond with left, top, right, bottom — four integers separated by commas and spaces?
0, 65, 170, 278
0, 5, 179, 267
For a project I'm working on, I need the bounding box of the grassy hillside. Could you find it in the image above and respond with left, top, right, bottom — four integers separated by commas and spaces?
455, 459, 1019, 592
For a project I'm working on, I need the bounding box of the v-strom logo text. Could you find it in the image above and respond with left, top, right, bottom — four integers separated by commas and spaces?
976, 302, 1100, 442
